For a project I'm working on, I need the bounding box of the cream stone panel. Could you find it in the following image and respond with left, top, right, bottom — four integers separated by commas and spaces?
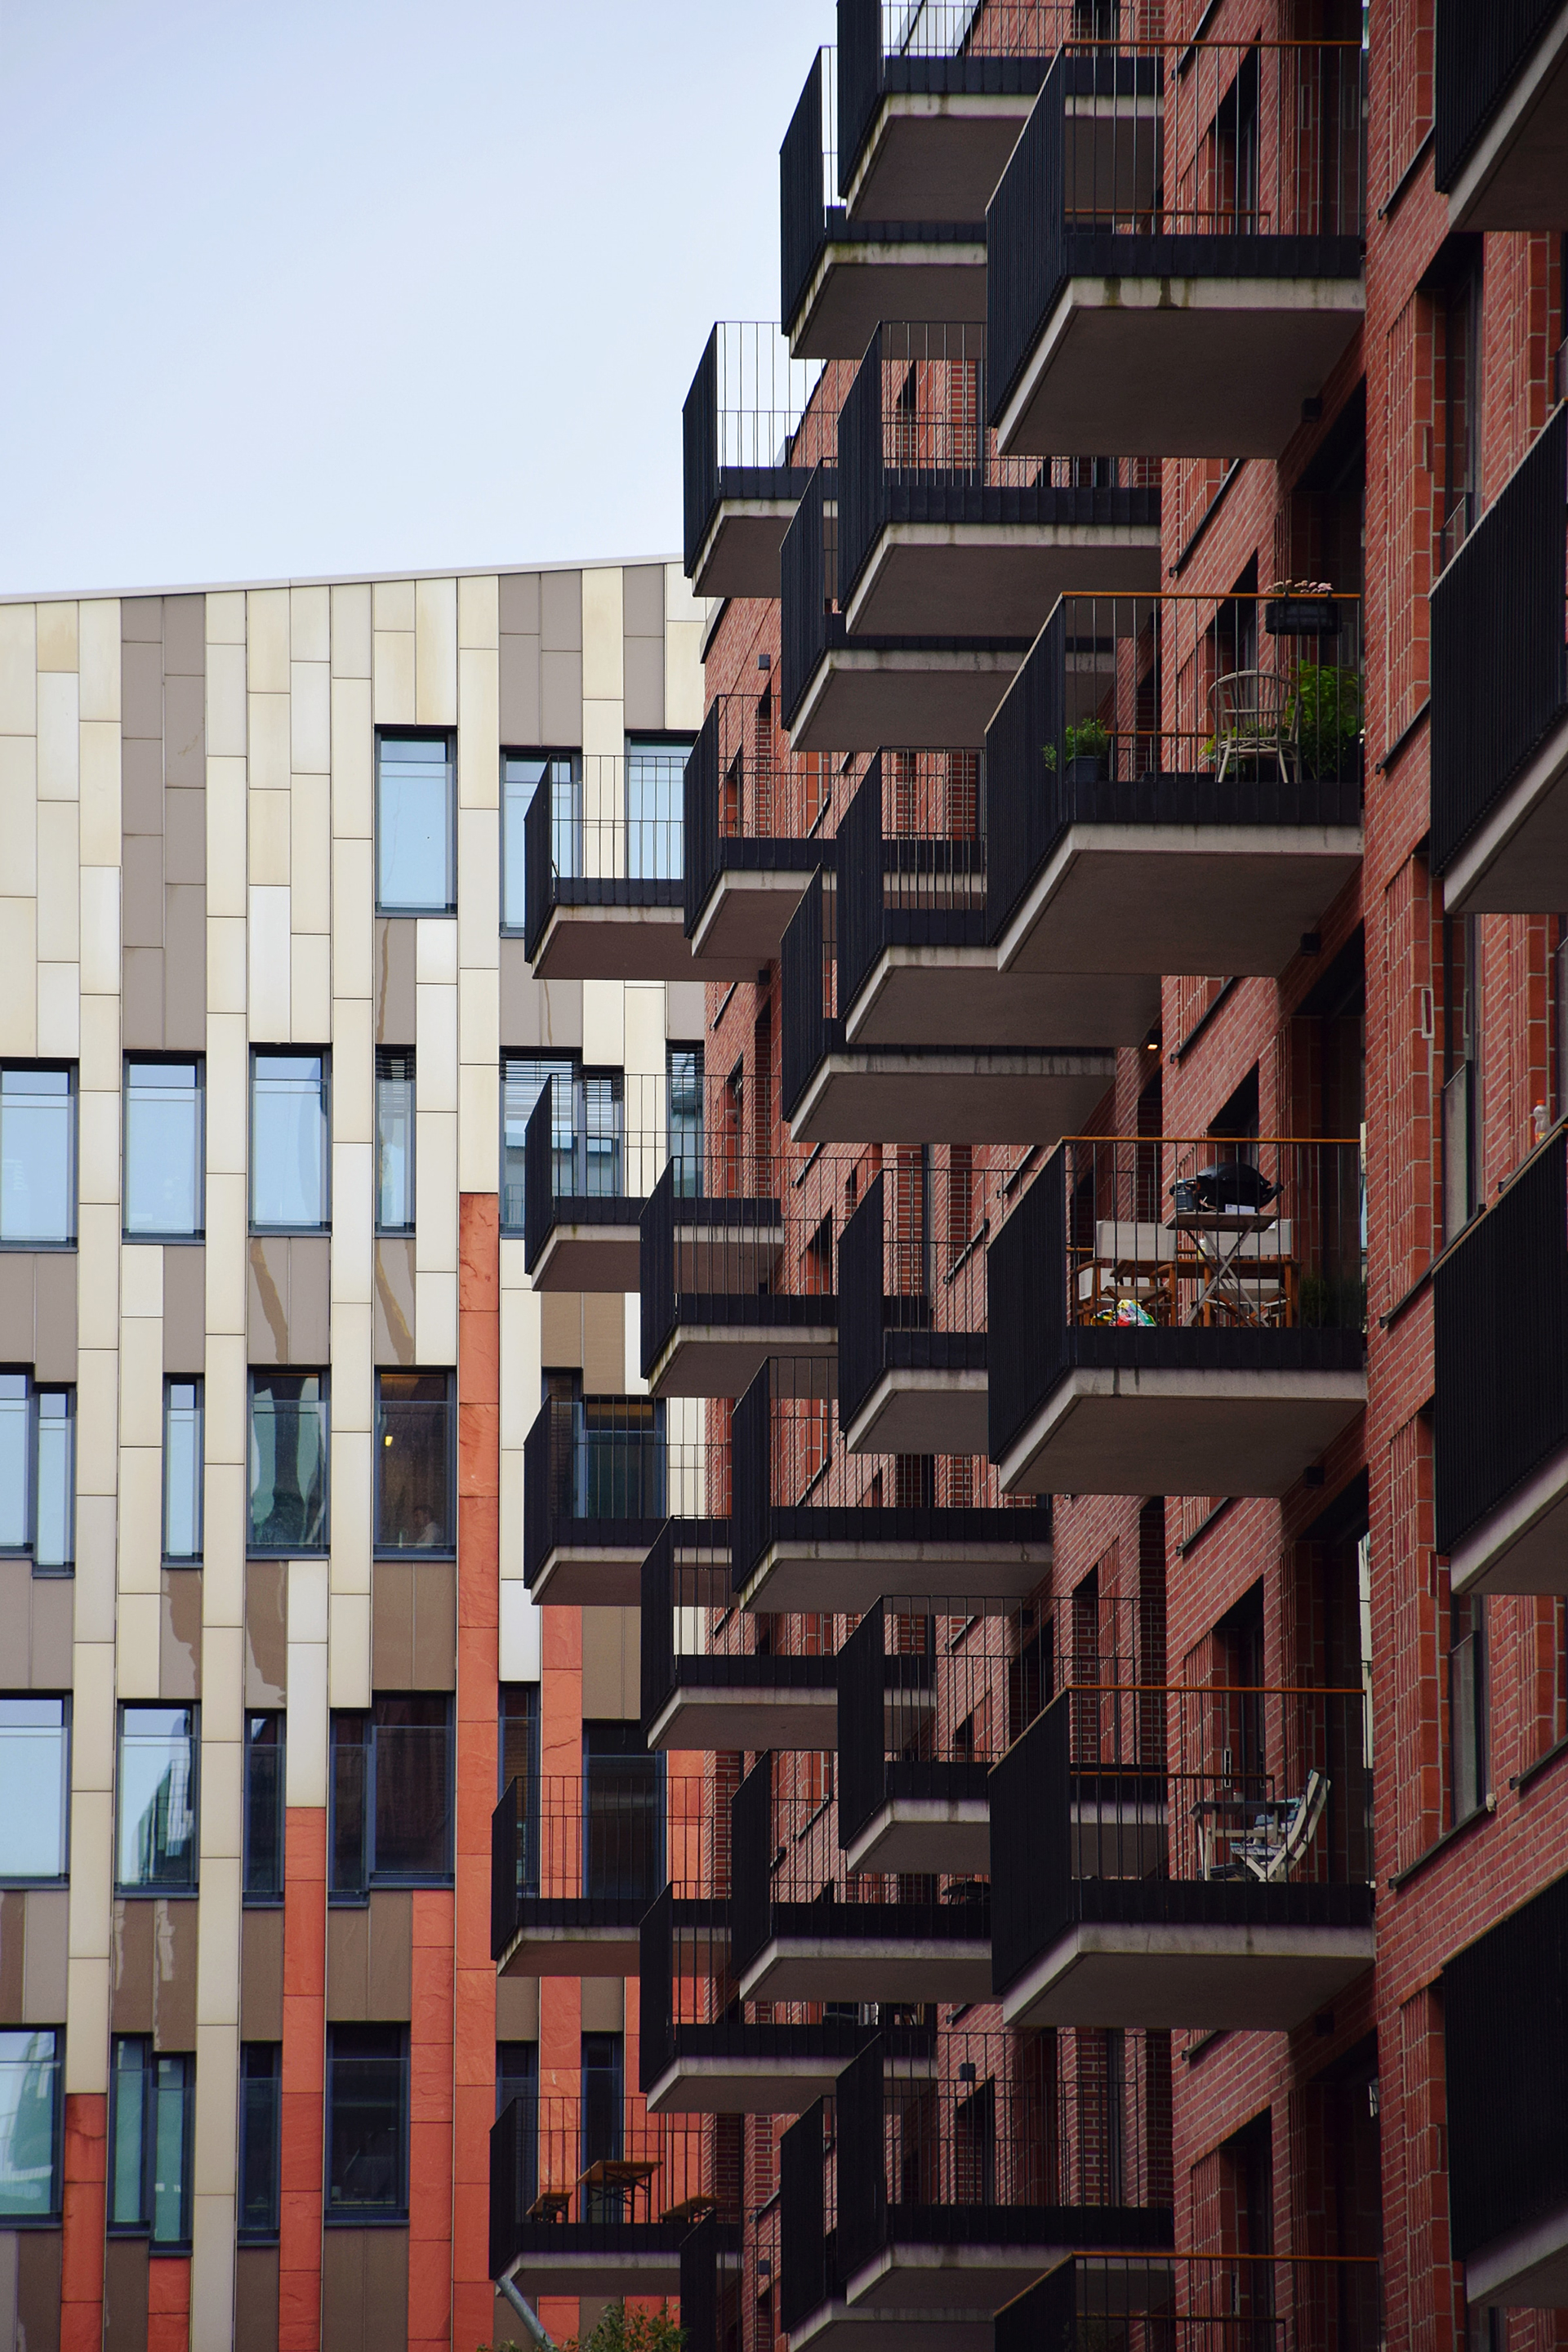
457, 806, 500, 972
78, 600, 120, 724
415, 1109, 457, 1270
500, 1280, 541, 1452
291, 583, 331, 666
332, 995, 373, 1146
331, 584, 372, 679
458, 572, 499, 652
499, 1446, 523, 1592
582, 568, 625, 702
415, 577, 458, 727
458, 1062, 499, 1196
373, 581, 415, 635
581, 700, 623, 759
117, 1592, 162, 1698
120, 1243, 162, 1321
76, 1207, 121, 1353
292, 778, 332, 929
71, 1499, 114, 1649
206, 591, 246, 646
78, 868, 120, 1000
75, 1352, 120, 1491
582, 980, 625, 1068
458, 968, 499, 1071
0, 604, 36, 733
206, 1023, 249, 1176
286, 1561, 330, 1807
333, 1141, 373, 1306
373, 631, 416, 727
207, 918, 247, 1017
36, 601, 78, 672
500, 1580, 541, 1682
329, 1429, 372, 1601
77, 1074, 121, 1209
328, 1594, 372, 1711
248, 887, 291, 1040
201, 1632, 245, 1751
291, 936, 332, 1044
247, 588, 290, 696
78, 722, 120, 864
248, 694, 291, 795
119, 1316, 164, 1449
330, 1312, 372, 1438
206, 759, 247, 920
292, 666, 332, 777
664, 622, 706, 730
457, 649, 500, 813
37, 966, 81, 1059
624, 984, 666, 1077
247, 791, 291, 886
36, 670, 79, 800
0, 736, 38, 895
37, 801, 81, 959
204, 1343, 248, 1462
79, 994, 119, 1093
416, 982, 459, 1116
202, 1463, 246, 1628
116, 1450, 162, 1594
331, 840, 373, 1005
416, 915, 458, 988
65, 1955, 109, 2096
415, 1269, 458, 1366
205, 645, 247, 761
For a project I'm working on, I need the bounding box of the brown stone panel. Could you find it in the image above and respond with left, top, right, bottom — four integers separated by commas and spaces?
16, 2223, 61, 2352
373, 1239, 416, 1366
120, 738, 164, 838
163, 886, 207, 1054
162, 680, 206, 792
23, 1889, 69, 2022
538, 1292, 582, 1371
498, 956, 583, 1052
0, 1252, 33, 1362
33, 1252, 77, 1383
161, 595, 205, 681
623, 635, 665, 732
151, 1898, 198, 2053
622, 564, 665, 639
494, 1975, 538, 2041
244, 1564, 287, 1707
580, 1607, 639, 1721
162, 786, 205, 885
371, 1558, 456, 1690
366, 1890, 413, 2021
370, 1561, 413, 1690
374, 919, 417, 1047
581, 1977, 624, 2032
321, 2228, 408, 2352
109, 1901, 155, 2035
285, 1237, 331, 1363
497, 572, 541, 635
412, 1558, 457, 1691
240, 1907, 285, 2042
121, 834, 165, 952
540, 650, 584, 747
159, 1573, 201, 1702
247, 1238, 332, 1366
121, 950, 166, 1053
101, 2234, 149, 2352
29, 1574, 73, 1686
326, 1905, 368, 2023
0, 1895, 24, 2024
234, 2243, 280, 2352
498, 626, 541, 746
539, 570, 581, 653
581, 1293, 625, 1392
119, 639, 164, 742
361, 2225, 409, 2352
161, 1246, 206, 1376
247, 1240, 288, 1365
0, 1564, 32, 1698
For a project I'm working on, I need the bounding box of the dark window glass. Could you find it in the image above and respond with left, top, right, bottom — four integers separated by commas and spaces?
124, 1060, 203, 1239
109, 2038, 148, 2229
667, 1045, 703, 1197
497, 2040, 537, 2119
582, 1723, 662, 1904
581, 2033, 625, 2219
0, 1067, 75, 1245
116, 1707, 197, 1891
1450, 1593, 1489, 1825
248, 1374, 328, 1554
375, 1372, 454, 1552
500, 1684, 541, 1900
238, 2044, 281, 2240
377, 735, 454, 914
243, 1716, 284, 1902
327, 2025, 408, 2220
329, 1713, 368, 1900
375, 1049, 415, 1233
573, 1397, 665, 1521
109, 2038, 192, 2245
150, 2055, 192, 2246
625, 738, 689, 881
496, 2041, 539, 2218
163, 1379, 203, 1563
0, 1697, 69, 1881
0, 1375, 75, 1569
502, 753, 581, 929
372, 1695, 452, 1881
501, 1054, 576, 1231
0, 2029, 60, 2219
251, 1054, 328, 1232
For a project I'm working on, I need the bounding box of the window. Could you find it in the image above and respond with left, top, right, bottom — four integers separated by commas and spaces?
0, 1375, 74, 1571
376, 734, 455, 914
327, 2025, 408, 2221
238, 2044, 281, 2241
0, 1067, 75, 1245
116, 1707, 197, 1892
1450, 1592, 1489, 1826
375, 1050, 415, 1233
0, 1699, 69, 1882
329, 1697, 452, 1898
496, 2040, 539, 2215
163, 1380, 203, 1564
501, 1054, 576, 1231
109, 2040, 192, 2246
0, 2029, 61, 2220
582, 1724, 662, 1904
626, 737, 691, 881
581, 2033, 625, 2219
248, 1374, 328, 1555
250, 1054, 328, 1232
502, 753, 581, 931
123, 1060, 203, 1240
500, 1683, 541, 1893
375, 1372, 454, 1554
667, 1046, 703, 1198
243, 1716, 284, 1903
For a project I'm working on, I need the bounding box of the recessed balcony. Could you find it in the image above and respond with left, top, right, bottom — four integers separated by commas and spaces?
987, 1135, 1367, 1500
989, 1683, 1375, 2033
1436, 0, 1568, 229
782, 868, 1118, 1148
489, 2091, 739, 2297
639, 1155, 840, 1400
986, 591, 1365, 980
489, 1761, 688, 1976
779, 2033, 1173, 2352
1430, 408, 1568, 915
987, 42, 1365, 459
683, 323, 823, 598
1446, 1868, 1568, 2309
639, 1886, 935, 2117
731, 1354, 1052, 1615
837, 0, 1055, 224
519, 1072, 669, 1294
684, 693, 837, 969
641, 1519, 840, 1753
837, 1162, 988, 1456
996, 2256, 1384, 2351
783, 469, 1028, 752
1436, 1131, 1568, 1598
732, 1757, 992, 2007
783, 49, 987, 361
839, 325, 1160, 640
522, 1393, 712, 1607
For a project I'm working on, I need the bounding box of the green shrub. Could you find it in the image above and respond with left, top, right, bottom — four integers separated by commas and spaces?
1043, 719, 1111, 771
1290, 662, 1362, 778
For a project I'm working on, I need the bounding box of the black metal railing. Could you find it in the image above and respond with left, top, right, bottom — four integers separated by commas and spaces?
640, 1517, 835, 1744
1430, 406, 1568, 879
835, 750, 989, 1031
781, 867, 843, 1124
996, 2255, 1384, 2352
521, 1074, 675, 1273
988, 1683, 1374, 2006
782, 49, 840, 338
683, 695, 839, 942
987, 43, 1365, 431
488, 1767, 695, 1963
490, 2093, 540, 2280
781, 466, 841, 732
521, 1396, 669, 1587
490, 2088, 740, 2278
1445, 1864, 1568, 2262
1435, 0, 1562, 190
837, 0, 1066, 203
638, 1154, 841, 1386
986, 590, 1364, 949
837, 1161, 992, 1438
683, 322, 825, 580
781, 2096, 835, 2331
1433, 1129, 1568, 1557
987, 1137, 1367, 1468
523, 752, 685, 963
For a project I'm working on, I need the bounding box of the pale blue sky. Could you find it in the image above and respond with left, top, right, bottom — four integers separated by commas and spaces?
0, 0, 832, 595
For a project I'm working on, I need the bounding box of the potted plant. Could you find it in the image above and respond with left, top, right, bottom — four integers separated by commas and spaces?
1290, 662, 1363, 780
1043, 719, 1111, 782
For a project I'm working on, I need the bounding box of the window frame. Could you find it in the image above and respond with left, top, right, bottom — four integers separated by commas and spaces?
0, 1695, 70, 1889
327, 1695, 455, 1900
325, 2023, 410, 2225
373, 1047, 416, 1237
243, 1713, 285, 1907
0, 1373, 75, 1574
162, 1377, 203, 1567
0, 2025, 63, 2224
0, 1062, 78, 1252
248, 1049, 332, 1236
108, 2037, 194, 2249
122, 1054, 206, 1245
114, 1704, 199, 1898
237, 2042, 283, 2243
247, 1370, 331, 1559
500, 747, 583, 937
500, 1051, 581, 1235
373, 1370, 457, 1558
623, 733, 695, 885
375, 729, 457, 918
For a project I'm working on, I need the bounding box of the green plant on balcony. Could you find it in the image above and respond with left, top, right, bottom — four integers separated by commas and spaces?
1290, 662, 1363, 779
1043, 719, 1112, 776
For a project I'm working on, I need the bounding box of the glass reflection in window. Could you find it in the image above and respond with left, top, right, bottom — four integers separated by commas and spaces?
251, 1054, 327, 1231
0, 1699, 69, 1881
375, 1372, 453, 1552
248, 1374, 328, 1553
0, 1067, 74, 1245
124, 1061, 203, 1238
116, 1707, 197, 1891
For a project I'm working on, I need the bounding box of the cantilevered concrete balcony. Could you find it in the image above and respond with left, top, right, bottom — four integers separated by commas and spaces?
988, 1136, 1367, 1500
996, 2257, 1384, 2352
641, 1520, 840, 1753
782, 868, 1120, 1149
730, 1355, 1052, 1616
489, 1762, 686, 1978
783, 50, 987, 361
520, 1393, 716, 1606
837, 1165, 987, 1457
683, 323, 823, 599
639, 1156, 839, 1399
733, 1759, 992, 2006
519, 1073, 670, 1293
490, 2094, 738, 2298
986, 593, 1364, 981
990, 1686, 1374, 2034
987, 42, 1365, 459
836, 0, 1057, 225
1437, 1129, 1568, 1599
1446, 1869, 1568, 2309
1436, 0, 1568, 229
1430, 409, 1568, 915
684, 695, 837, 969
782, 470, 1027, 753
839, 326, 1160, 641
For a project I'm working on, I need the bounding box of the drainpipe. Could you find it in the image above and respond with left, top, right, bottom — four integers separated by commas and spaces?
497, 2274, 556, 2351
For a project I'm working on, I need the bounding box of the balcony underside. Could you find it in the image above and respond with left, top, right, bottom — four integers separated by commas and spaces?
790, 1045, 1118, 1147
504, 2226, 729, 2299
646, 1312, 837, 1401
532, 896, 751, 983
1000, 1912, 1376, 2033
737, 1921, 993, 2006
736, 1528, 1052, 1615
844, 948, 1160, 1050
497, 1906, 648, 1979
845, 94, 1039, 225
691, 472, 811, 599
995, 273, 1365, 460
527, 1528, 666, 1609
645, 1673, 840, 1754
790, 234, 987, 362
1449, 1437, 1568, 1600
791, 2299, 994, 2352
1436, 710, 1568, 915
689, 847, 830, 966
845, 2228, 1171, 2317
1443, 11, 1568, 229
996, 1361, 1368, 1500
993, 821, 1365, 980
528, 1205, 644, 1293
1466, 2192, 1568, 2311
644, 2029, 866, 2116
788, 642, 1023, 753
842, 1357, 990, 1457
844, 1793, 991, 1878
844, 521, 1160, 639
